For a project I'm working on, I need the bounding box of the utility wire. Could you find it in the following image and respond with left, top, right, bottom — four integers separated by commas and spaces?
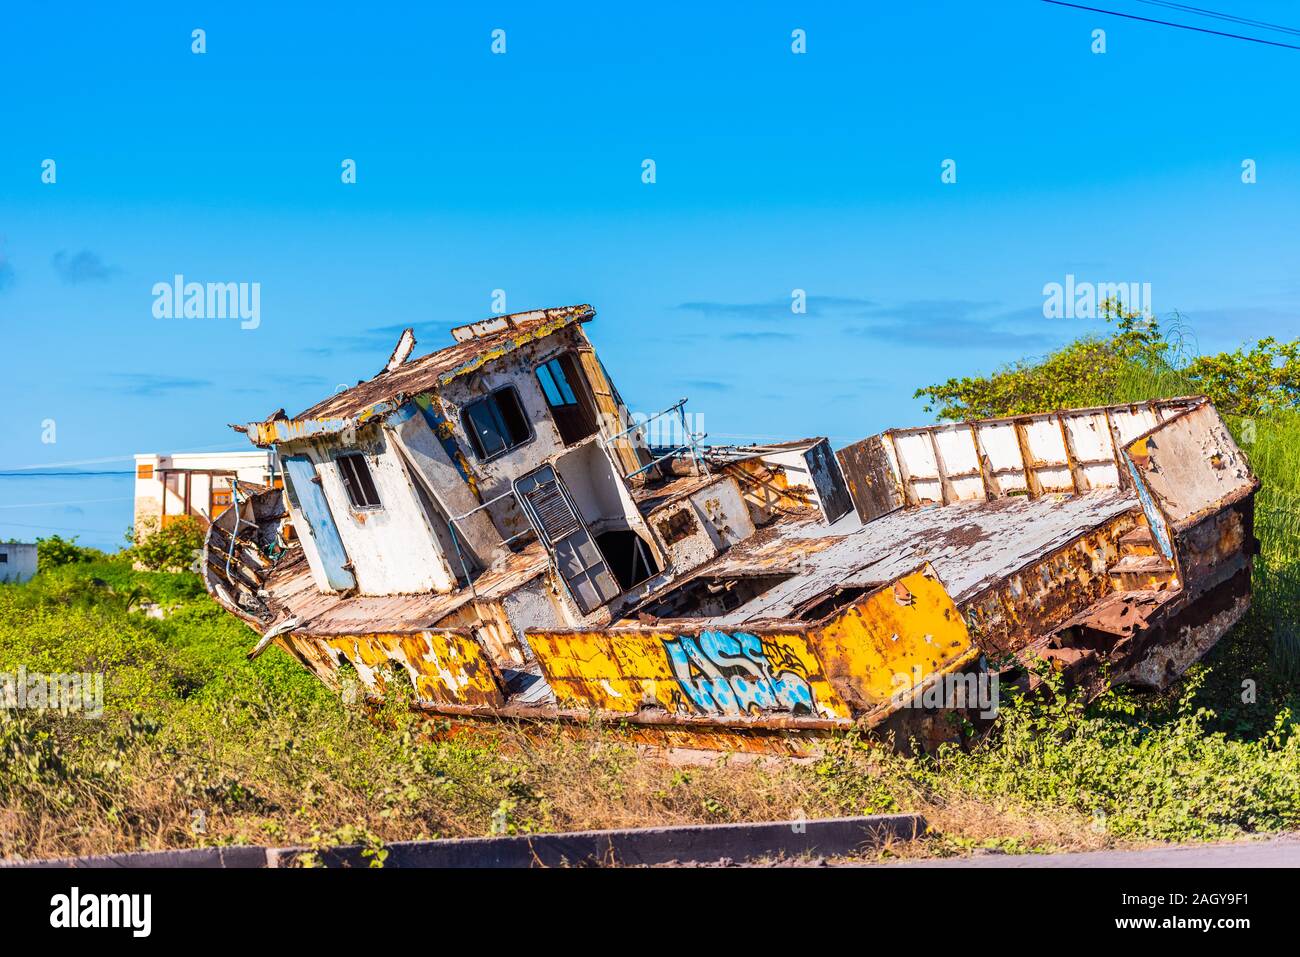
0, 497, 134, 510
0, 519, 124, 536
1133, 0, 1300, 37
0, 471, 134, 477
0, 441, 248, 473
1040, 0, 1300, 50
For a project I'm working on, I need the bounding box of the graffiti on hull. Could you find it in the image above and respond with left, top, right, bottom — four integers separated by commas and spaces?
662, 631, 815, 717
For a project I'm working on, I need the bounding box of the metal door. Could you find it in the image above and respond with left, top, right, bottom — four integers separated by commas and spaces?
281, 454, 357, 592
516, 465, 621, 613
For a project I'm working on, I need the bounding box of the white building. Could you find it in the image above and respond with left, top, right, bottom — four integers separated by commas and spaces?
0, 542, 37, 584
133, 451, 275, 537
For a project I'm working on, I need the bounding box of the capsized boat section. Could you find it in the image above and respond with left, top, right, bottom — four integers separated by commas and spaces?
202, 304, 1259, 752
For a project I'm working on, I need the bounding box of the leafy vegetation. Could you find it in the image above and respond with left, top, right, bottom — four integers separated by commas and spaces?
128, 517, 206, 573
915, 300, 1300, 421
34, 535, 105, 572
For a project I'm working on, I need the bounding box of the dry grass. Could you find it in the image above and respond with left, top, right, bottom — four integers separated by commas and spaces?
0, 700, 1107, 862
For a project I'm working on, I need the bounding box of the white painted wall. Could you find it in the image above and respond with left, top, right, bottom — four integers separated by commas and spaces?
0, 543, 37, 584
438, 328, 588, 504
299, 427, 459, 595
876, 398, 1201, 506
134, 450, 273, 530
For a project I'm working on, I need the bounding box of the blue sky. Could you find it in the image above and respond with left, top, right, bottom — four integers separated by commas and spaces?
2, 1, 1298, 549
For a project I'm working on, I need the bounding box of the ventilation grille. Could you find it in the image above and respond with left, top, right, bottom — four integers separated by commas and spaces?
524, 478, 581, 543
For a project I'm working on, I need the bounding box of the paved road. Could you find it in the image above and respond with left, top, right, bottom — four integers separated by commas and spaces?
879, 834, 1300, 867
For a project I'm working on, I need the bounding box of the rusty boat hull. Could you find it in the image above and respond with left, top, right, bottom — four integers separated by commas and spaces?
202, 305, 1258, 754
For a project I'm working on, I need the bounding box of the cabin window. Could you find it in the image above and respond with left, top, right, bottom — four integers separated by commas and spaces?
337, 453, 382, 509
463, 387, 532, 460
536, 353, 598, 445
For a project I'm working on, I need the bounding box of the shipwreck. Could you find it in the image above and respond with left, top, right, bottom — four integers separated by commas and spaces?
205, 304, 1260, 753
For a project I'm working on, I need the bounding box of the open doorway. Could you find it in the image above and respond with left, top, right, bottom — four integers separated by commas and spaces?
593, 529, 661, 590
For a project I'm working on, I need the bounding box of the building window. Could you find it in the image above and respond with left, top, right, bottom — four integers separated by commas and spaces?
536, 353, 597, 445
0, 554, 7, 564
337, 453, 382, 509
462, 387, 532, 460
136, 464, 154, 479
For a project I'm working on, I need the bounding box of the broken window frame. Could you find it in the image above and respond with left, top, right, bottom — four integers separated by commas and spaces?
335, 452, 383, 510
535, 352, 599, 446
461, 386, 534, 461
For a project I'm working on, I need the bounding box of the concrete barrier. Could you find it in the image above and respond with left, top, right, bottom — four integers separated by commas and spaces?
1, 846, 270, 869
1, 813, 925, 868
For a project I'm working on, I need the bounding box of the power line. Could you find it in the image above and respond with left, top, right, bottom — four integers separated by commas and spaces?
0, 519, 124, 536
1040, 0, 1300, 51
0, 496, 133, 511
0, 471, 134, 477
1133, 1, 1300, 38
0, 441, 249, 473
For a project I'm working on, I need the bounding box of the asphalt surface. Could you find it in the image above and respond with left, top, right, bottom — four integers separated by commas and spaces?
881, 834, 1300, 867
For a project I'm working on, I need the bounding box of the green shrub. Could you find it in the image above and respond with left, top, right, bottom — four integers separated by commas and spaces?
35, 535, 104, 572
130, 517, 206, 573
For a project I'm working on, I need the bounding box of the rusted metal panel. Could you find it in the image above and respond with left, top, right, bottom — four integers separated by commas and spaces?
874, 397, 1204, 506
528, 626, 851, 720
837, 434, 904, 523
1110, 568, 1251, 689
529, 564, 977, 723
1124, 402, 1259, 532
717, 456, 814, 522
1175, 501, 1252, 596
806, 564, 977, 712
710, 439, 847, 524
959, 508, 1145, 657
303, 630, 508, 708
1037, 565, 1252, 694
804, 438, 853, 523
575, 346, 649, 478
694, 489, 1139, 622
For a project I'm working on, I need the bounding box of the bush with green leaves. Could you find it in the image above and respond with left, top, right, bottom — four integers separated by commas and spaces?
129, 516, 206, 573
915, 300, 1300, 421
35, 535, 104, 572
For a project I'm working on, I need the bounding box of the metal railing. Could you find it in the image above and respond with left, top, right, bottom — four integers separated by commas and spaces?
602, 398, 709, 479
442, 486, 535, 596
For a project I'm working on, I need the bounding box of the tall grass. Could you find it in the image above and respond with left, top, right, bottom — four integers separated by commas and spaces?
1068, 357, 1300, 674
1237, 409, 1300, 677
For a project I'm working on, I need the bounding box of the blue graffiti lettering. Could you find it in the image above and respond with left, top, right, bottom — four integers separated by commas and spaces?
662, 631, 816, 717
